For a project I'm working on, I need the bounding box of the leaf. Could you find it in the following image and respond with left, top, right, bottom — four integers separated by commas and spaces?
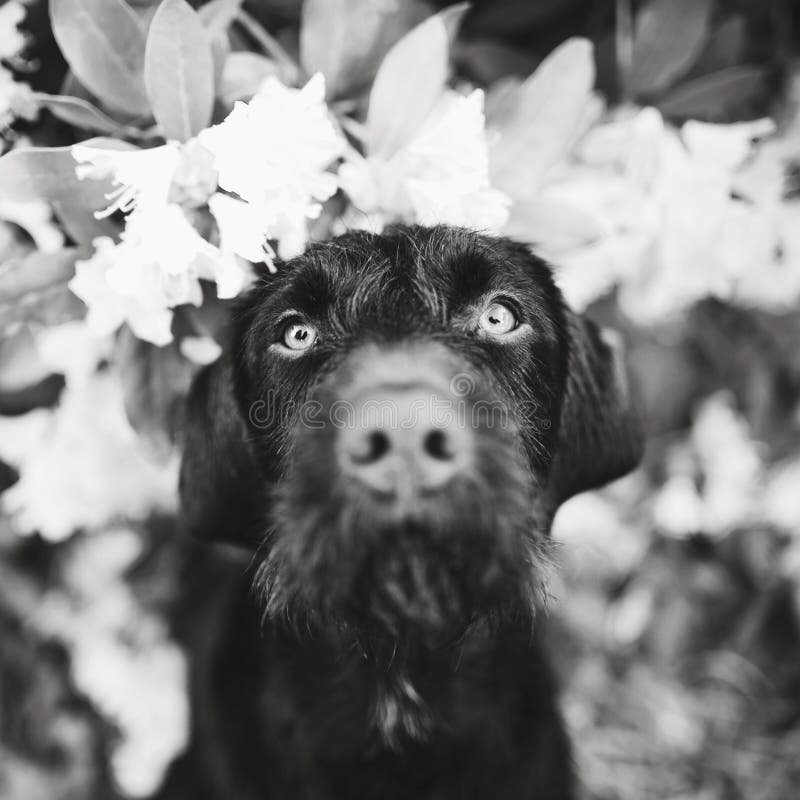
689, 15, 747, 77
467, 0, 578, 37
144, 0, 215, 141
34, 93, 150, 138
0, 249, 87, 336
52, 201, 120, 246
366, 3, 468, 158
452, 39, 538, 85
631, 0, 713, 96
198, 0, 242, 40
301, 0, 431, 100
196, 0, 240, 91
116, 328, 194, 460
489, 38, 597, 200
50, 0, 151, 115
659, 66, 767, 120
218, 52, 279, 104
0, 146, 117, 209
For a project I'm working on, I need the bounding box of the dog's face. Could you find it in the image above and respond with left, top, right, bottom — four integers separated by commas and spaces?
181, 225, 642, 644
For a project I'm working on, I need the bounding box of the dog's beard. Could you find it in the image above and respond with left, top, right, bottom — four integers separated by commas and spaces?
253, 421, 555, 647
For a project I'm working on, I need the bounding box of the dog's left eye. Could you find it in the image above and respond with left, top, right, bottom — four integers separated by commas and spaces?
478, 301, 518, 336
282, 321, 318, 352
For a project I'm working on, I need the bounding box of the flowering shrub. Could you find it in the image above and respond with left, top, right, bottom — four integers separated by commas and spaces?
1, 0, 797, 356
0, 0, 799, 798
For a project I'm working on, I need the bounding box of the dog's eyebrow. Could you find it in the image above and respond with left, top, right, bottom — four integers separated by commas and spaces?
439, 248, 502, 307
275, 264, 335, 319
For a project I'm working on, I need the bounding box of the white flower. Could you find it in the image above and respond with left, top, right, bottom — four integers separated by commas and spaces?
70, 237, 175, 346
200, 73, 344, 259
0, 368, 178, 540
0, 2, 37, 138
207, 192, 263, 295
31, 529, 188, 796
179, 335, 222, 366
534, 107, 782, 319
0, 1, 26, 61
340, 89, 510, 232
1, 67, 37, 135
71, 143, 245, 342
69, 210, 218, 345
73, 142, 182, 218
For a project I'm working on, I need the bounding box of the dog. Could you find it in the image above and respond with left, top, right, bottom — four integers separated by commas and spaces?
170, 224, 643, 800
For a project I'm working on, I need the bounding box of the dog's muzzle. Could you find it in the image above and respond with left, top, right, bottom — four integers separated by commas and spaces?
261, 341, 542, 639
335, 346, 474, 507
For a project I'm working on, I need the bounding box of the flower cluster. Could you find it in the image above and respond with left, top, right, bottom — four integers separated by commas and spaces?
536, 108, 798, 321
69, 66, 509, 345
339, 88, 510, 233
0, 0, 37, 139
70, 75, 348, 344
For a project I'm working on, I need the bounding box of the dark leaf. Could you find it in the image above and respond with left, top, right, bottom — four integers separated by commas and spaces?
453, 38, 538, 85
144, 0, 215, 141
116, 327, 194, 460
52, 201, 120, 247
198, 0, 242, 40
50, 0, 151, 115
0, 249, 87, 336
689, 15, 747, 77
659, 66, 767, 120
466, 0, 580, 37
631, 0, 714, 97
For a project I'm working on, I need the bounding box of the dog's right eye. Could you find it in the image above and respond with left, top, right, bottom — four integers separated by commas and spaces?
280, 320, 318, 352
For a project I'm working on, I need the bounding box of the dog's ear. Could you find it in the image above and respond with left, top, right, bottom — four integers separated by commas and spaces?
547, 311, 643, 506
179, 355, 264, 546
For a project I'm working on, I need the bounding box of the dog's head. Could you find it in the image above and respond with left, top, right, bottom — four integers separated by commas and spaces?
181, 225, 642, 643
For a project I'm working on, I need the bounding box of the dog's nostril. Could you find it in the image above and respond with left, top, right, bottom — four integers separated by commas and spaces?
423, 429, 454, 461
350, 430, 391, 465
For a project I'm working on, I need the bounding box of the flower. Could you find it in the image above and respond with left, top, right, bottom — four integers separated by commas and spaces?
0, 1, 26, 62
0, 358, 178, 540
0, 3, 37, 138
339, 88, 510, 232
71, 142, 247, 342
69, 208, 219, 345
69, 237, 176, 346
207, 192, 264, 295
73, 142, 182, 218
31, 529, 187, 796
199, 72, 344, 259
530, 107, 782, 320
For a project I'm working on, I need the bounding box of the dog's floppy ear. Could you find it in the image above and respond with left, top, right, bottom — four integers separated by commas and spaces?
179, 355, 264, 546
547, 311, 643, 506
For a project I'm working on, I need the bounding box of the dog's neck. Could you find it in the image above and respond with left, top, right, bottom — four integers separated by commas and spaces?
346, 613, 533, 750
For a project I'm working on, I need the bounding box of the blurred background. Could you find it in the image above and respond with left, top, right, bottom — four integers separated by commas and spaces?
1, 0, 800, 798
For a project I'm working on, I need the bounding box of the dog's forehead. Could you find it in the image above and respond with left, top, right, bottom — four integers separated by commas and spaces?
270, 226, 557, 324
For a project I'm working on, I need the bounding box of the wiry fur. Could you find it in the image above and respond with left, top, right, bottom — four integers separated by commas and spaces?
168, 225, 643, 800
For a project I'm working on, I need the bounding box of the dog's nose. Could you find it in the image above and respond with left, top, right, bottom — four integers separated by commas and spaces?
337, 385, 472, 497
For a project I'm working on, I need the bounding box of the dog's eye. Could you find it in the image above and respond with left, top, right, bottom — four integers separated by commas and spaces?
478, 302, 518, 336
282, 321, 318, 352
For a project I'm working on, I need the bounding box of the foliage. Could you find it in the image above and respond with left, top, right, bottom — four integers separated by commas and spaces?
0, 0, 799, 798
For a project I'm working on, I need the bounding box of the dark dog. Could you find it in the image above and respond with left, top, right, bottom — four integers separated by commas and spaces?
173, 225, 642, 800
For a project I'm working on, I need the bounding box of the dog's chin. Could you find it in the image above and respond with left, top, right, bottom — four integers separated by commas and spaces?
254, 479, 553, 648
